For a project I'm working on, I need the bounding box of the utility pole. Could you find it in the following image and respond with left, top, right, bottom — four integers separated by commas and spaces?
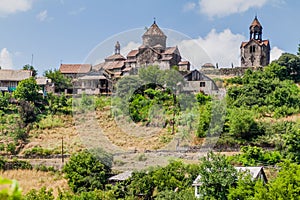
31, 54, 34, 66
61, 137, 64, 164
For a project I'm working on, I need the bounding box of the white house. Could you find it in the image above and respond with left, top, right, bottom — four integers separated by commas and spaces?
192, 166, 268, 198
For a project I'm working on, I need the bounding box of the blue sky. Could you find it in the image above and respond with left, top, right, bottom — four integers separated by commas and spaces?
0, 0, 299, 75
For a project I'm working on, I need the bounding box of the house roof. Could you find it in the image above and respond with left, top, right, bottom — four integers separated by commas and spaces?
235, 167, 265, 180
105, 53, 126, 62
143, 22, 166, 37
60, 64, 91, 74
127, 50, 139, 57
240, 39, 269, 48
109, 171, 133, 181
178, 61, 190, 65
192, 166, 266, 186
163, 47, 177, 55
0, 69, 32, 81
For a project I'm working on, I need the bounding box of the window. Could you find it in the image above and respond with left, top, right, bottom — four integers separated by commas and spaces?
250, 45, 256, 53
200, 82, 205, 87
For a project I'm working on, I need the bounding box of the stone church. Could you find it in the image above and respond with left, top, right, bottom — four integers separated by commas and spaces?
240, 16, 270, 67
93, 20, 190, 79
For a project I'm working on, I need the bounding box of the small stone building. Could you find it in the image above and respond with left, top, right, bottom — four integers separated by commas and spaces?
183, 69, 218, 95
59, 64, 92, 79
240, 16, 270, 67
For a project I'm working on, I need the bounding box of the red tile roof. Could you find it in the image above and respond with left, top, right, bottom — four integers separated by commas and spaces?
60, 64, 91, 74
163, 47, 177, 54
127, 50, 139, 57
105, 54, 126, 62
240, 39, 269, 48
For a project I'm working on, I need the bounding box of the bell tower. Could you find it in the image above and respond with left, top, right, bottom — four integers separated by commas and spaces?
240, 16, 270, 67
249, 16, 263, 41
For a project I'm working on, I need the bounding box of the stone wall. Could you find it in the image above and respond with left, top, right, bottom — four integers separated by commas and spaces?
200, 66, 262, 77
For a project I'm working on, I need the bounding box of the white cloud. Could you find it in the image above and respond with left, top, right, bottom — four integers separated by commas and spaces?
183, 2, 196, 12
199, 0, 268, 18
0, 48, 13, 69
270, 46, 284, 61
36, 10, 48, 21
177, 29, 246, 68
69, 7, 86, 15
0, 0, 32, 16
120, 41, 141, 56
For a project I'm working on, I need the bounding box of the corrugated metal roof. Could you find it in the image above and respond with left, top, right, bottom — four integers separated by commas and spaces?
0, 69, 32, 81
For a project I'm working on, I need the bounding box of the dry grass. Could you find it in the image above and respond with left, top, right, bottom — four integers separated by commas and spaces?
22, 115, 85, 155
0, 169, 70, 196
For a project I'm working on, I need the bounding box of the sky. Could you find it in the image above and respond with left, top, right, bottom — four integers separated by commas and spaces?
0, 0, 299, 75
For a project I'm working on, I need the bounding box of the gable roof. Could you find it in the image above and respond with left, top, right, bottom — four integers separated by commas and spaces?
240, 39, 270, 48
143, 22, 166, 37
0, 69, 32, 81
60, 64, 92, 74
105, 53, 126, 62
193, 166, 267, 186
127, 49, 139, 57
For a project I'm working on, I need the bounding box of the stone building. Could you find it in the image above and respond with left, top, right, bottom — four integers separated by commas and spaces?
240, 16, 270, 67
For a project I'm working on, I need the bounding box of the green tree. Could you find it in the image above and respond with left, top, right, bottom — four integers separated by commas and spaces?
283, 123, 300, 163
13, 77, 41, 103
0, 92, 10, 111
44, 69, 71, 93
63, 149, 111, 193
252, 161, 300, 200
24, 187, 54, 200
196, 152, 238, 200
229, 108, 261, 140
23, 64, 37, 77
274, 53, 300, 82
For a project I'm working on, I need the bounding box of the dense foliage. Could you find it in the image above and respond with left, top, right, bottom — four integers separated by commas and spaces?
63, 149, 112, 193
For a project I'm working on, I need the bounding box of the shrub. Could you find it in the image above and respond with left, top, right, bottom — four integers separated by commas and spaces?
63, 149, 112, 193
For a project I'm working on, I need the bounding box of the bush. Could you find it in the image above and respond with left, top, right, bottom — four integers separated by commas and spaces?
23, 147, 56, 157
24, 187, 54, 200
63, 149, 112, 193
35, 115, 64, 129
228, 145, 282, 166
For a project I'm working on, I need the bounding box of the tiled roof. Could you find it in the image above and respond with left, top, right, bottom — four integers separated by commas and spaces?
178, 61, 190, 65
163, 47, 177, 54
0, 69, 32, 81
127, 50, 139, 57
240, 39, 269, 48
60, 64, 91, 74
105, 54, 126, 62
143, 22, 166, 37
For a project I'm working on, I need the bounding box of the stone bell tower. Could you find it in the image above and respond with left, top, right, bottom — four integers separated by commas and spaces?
240, 16, 270, 67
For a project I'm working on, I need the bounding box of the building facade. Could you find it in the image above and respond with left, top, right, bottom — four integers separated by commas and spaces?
240, 16, 270, 67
